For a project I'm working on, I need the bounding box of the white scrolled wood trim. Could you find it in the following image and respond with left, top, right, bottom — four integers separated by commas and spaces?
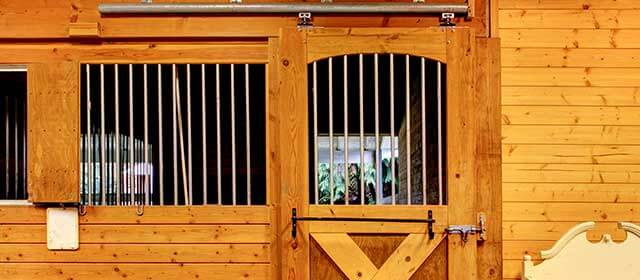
539, 221, 595, 260
619, 222, 640, 238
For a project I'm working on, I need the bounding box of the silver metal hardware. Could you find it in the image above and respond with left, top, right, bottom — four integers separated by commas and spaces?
230, 0, 242, 3
440, 12, 455, 26
298, 12, 312, 27
445, 214, 486, 242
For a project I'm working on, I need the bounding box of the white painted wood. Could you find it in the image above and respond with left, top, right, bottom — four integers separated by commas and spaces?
46, 208, 79, 250
523, 221, 640, 280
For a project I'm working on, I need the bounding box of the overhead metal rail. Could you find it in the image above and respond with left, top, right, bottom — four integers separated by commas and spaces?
99, 2, 469, 15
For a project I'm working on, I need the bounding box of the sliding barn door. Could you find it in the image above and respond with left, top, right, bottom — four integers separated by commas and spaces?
277, 27, 478, 280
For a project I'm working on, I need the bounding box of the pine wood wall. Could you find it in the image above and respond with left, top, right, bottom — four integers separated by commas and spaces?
498, 0, 640, 278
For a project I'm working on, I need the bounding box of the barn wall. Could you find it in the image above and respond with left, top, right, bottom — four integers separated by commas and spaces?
498, 0, 640, 279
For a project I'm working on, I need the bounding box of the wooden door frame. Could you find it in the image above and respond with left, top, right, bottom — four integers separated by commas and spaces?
275, 27, 479, 280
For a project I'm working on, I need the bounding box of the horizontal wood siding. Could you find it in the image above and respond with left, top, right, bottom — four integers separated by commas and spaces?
499, 0, 640, 279
0, 206, 271, 279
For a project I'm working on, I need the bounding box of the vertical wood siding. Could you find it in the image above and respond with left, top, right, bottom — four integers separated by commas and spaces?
499, 0, 640, 278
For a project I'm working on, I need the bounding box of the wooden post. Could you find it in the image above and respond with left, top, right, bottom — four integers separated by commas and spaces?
446, 28, 478, 280
277, 28, 310, 280
27, 62, 80, 203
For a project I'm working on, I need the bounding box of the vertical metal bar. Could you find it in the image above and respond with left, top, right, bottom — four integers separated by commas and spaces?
129, 64, 135, 205
158, 64, 164, 205
374, 54, 380, 205
405, 55, 411, 205
86, 65, 93, 205
358, 54, 365, 205
216, 64, 222, 205
437, 62, 443, 205
2, 97, 6, 199
343, 55, 349, 205
172, 64, 178, 205
390, 54, 396, 205
100, 64, 106, 205
328, 58, 334, 205
201, 64, 208, 205
115, 65, 121, 205
13, 98, 18, 198
231, 64, 237, 205
144, 64, 150, 205
22, 95, 26, 199
313, 62, 318, 205
187, 64, 193, 205
245, 64, 251, 205
421, 58, 427, 205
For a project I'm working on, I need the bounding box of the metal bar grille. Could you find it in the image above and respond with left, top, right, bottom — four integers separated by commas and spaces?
80, 63, 266, 206
0, 70, 27, 201
309, 54, 446, 205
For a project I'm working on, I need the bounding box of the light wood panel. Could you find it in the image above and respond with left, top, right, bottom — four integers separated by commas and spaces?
501, 29, 640, 48
503, 183, 640, 203
500, 9, 640, 29
502, 86, 640, 106
311, 233, 378, 279
306, 28, 447, 63
308, 205, 447, 220
503, 221, 628, 241
503, 163, 640, 183
0, 206, 270, 224
503, 144, 640, 164
502, 125, 640, 145
503, 67, 640, 87
499, 0, 640, 9
27, 62, 79, 203
503, 202, 640, 222
502, 106, 640, 125
502, 48, 640, 68
0, 224, 270, 243
0, 263, 270, 280
0, 244, 269, 263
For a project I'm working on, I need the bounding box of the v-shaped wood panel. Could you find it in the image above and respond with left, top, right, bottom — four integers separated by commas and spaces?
311, 233, 446, 280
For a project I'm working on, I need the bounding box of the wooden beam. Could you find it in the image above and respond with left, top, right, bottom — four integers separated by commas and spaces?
311, 233, 378, 280
373, 234, 446, 280
267, 36, 282, 280
68, 22, 100, 38
27, 62, 80, 203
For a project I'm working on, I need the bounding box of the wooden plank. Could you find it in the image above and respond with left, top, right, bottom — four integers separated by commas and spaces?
0, 243, 269, 263
277, 27, 309, 280
502, 86, 640, 106
0, 263, 270, 280
0, 225, 270, 243
503, 260, 524, 280
502, 48, 640, 68
502, 125, 640, 145
499, 0, 640, 9
446, 27, 478, 280
0, 43, 268, 64
27, 62, 79, 203
311, 233, 378, 280
503, 183, 640, 203
503, 67, 640, 87
68, 22, 100, 38
504, 202, 640, 222
500, 9, 640, 29
475, 37, 502, 280
502, 106, 640, 125
373, 234, 446, 280
503, 221, 628, 241
502, 240, 556, 260
306, 28, 447, 63
308, 222, 446, 234
503, 163, 640, 183
308, 205, 447, 220
503, 144, 640, 164
0, 206, 270, 224
501, 29, 640, 48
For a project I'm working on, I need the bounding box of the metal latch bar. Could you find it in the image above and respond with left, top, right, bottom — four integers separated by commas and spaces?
445, 214, 486, 242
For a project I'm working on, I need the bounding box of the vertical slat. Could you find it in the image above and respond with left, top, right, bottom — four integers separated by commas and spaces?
328, 57, 334, 205
358, 54, 365, 205
115, 65, 121, 205
201, 64, 208, 205
390, 54, 396, 205
437, 62, 443, 205
231, 64, 237, 205
22, 95, 26, 199
216, 64, 222, 205
13, 98, 18, 198
312, 62, 318, 205
245, 64, 252, 205
374, 54, 380, 205
421, 58, 427, 205
129, 64, 135, 205
172, 64, 178, 205
343, 55, 349, 205
158, 64, 164, 205
3, 97, 6, 199
100, 64, 106, 205
405, 55, 411, 205
144, 64, 150, 205
86, 65, 93, 205
187, 64, 193, 205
